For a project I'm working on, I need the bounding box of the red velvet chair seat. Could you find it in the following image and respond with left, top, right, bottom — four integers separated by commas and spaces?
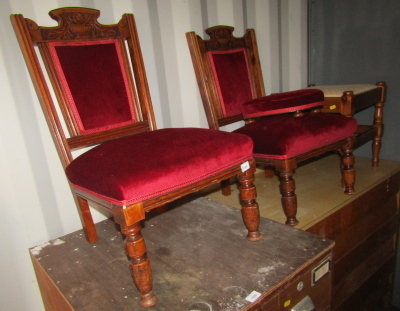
242, 89, 325, 119
234, 113, 358, 159
66, 128, 253, 205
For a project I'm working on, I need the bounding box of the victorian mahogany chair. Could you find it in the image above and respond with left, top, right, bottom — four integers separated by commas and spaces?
11, 8, 262, 307
186, 26, 358, 226
311, 82, 386, 167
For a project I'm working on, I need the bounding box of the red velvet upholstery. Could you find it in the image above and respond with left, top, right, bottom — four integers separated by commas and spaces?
234, 113, 358, 159
242, 89, 324, 119
13, 11, 263, 307
206, 47, 354, 159
208, 49, 253, 117
187, 26, 357, 228
66, 128, 253, 205
49, 40, 136, 134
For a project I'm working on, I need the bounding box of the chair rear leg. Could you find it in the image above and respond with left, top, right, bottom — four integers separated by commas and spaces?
237, 160, 262, 241
121, 222, 157, 307
221, 179, 232, 196
264, 166, 275, 178
278, 170, 299, 226
76, 196, 98, 243
156, 204, 168, 214
340, 144, 356, 195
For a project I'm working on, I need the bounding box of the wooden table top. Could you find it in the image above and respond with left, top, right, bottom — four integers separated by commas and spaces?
30, 197, 333, 310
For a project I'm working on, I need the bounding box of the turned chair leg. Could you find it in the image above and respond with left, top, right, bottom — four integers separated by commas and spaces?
237, 160, 262, 241
278, 170, 299, 226
76, 196, 98, 243
340, 145, 356, 195
120, 223, 157, 307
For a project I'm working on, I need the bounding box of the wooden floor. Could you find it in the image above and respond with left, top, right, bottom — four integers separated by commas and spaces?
201, 154, 400, 230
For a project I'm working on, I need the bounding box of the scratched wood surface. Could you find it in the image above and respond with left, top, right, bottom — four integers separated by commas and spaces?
30, 197, 333, 310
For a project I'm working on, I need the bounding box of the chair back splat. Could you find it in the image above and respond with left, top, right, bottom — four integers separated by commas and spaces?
187, 25, 358, 226
12, 8, 156, 166
11, 8, 261, 307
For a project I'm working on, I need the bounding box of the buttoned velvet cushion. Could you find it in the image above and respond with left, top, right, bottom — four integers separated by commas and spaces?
241, 89, 324, 119
66, 128, 253, 205
234, 113, 357, 160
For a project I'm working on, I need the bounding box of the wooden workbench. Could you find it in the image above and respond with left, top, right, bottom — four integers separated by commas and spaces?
30, 197, 334, 310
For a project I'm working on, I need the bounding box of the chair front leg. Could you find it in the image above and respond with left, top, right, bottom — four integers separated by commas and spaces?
121, 223, 157, 307
340, 143, 356, 195
237, 160, 262, 241
278, 170, 299, 226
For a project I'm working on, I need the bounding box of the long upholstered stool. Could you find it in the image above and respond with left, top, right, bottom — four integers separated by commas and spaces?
311, 82, 386, 167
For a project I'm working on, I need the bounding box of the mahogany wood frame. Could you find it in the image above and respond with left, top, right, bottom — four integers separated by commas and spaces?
11, 8, 261, 307
186, 26, 356, 226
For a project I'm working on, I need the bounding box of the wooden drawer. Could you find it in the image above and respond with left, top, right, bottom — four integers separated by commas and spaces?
336, 257, 396, 311
307, 171, 400, 310
247, 252, 332, 311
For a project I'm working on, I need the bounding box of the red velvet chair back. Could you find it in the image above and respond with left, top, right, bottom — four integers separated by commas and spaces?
208, 49, 253, 117
48, 40, 137, 134
187, 26, 265, 129
12, 7, 156, 167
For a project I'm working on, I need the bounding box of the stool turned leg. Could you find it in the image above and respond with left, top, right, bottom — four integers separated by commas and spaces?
237, 160, 262, 241
278, 170, 299, 226
121, 223, 157, 307
372, 82, 386, 167
340, 143, 356, 195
